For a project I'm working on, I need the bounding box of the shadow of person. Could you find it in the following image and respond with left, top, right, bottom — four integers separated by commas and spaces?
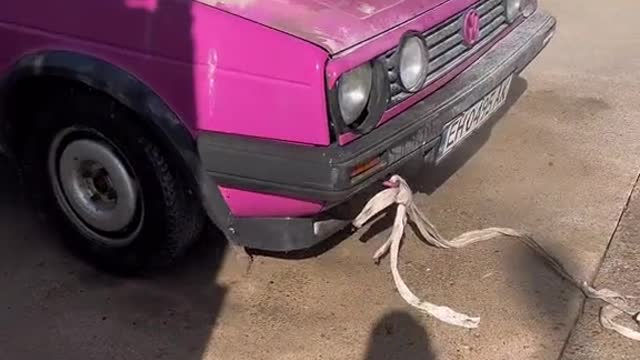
0, 156, 229, 360
0, 0, 231, 358
364, 311, 436, 360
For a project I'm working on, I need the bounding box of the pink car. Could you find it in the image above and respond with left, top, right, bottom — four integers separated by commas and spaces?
0, 0, 555, 271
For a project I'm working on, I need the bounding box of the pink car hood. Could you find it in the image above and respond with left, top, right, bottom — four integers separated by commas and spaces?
202, 0, 451, 54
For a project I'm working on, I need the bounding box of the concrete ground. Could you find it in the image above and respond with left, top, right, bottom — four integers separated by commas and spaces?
561, 176, 640, 359
2, 0, 640, 359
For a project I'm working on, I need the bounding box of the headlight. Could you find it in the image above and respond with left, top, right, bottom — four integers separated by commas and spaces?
504, 0, 522, 23
338, 64, 373, 125
398, 35, 429, 92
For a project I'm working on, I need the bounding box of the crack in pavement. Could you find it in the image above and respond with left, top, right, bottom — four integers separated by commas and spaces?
558, 169, 640, 359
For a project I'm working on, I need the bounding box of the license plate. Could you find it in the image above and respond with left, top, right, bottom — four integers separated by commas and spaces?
438, 75, 513, 160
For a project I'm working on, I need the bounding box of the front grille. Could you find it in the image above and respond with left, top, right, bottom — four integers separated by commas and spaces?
380, 0, 508, 108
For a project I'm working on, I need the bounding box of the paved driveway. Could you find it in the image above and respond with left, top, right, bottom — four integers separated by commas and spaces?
2, 1, 640, 359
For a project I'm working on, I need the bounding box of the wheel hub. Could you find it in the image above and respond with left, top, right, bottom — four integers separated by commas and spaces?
48, 131, 142, 247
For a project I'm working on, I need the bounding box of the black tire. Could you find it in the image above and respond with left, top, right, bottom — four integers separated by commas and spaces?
21, 87, 204, 274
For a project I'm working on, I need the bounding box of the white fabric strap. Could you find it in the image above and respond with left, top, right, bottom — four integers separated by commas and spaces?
353, 175, 640, 339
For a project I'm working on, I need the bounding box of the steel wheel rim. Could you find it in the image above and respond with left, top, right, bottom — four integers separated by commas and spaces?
48, 128, 143, 247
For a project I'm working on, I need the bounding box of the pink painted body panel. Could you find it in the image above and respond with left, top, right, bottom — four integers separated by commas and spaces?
0, 0, 333, 217
188, 5, 330, 145
0, 1, 331, 145
203, 0, 463, 54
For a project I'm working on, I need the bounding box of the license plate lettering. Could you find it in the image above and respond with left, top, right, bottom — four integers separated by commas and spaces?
481, 93, 494, 121
464, 106, 476, 132
438, 75, 513, 160
445, 117, 460, 147
468, 101, 482, 127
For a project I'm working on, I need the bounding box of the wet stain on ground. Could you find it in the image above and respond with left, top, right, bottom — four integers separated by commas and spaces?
518, 89, 611, 120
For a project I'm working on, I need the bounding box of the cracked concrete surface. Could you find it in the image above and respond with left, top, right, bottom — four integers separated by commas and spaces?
2, 0, 640, 359
561, 177, 640, 360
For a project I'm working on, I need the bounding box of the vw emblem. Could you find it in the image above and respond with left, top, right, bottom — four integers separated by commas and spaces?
462, 9, 481, 46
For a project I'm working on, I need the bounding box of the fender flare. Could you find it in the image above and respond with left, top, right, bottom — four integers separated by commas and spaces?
0, 51, 233, 235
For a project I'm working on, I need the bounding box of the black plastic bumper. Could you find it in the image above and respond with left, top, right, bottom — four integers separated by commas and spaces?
197, 10, 556, 251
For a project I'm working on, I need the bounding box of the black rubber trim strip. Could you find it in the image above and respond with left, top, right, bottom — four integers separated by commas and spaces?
202, 133, 441, 203
230, 217, 318, 251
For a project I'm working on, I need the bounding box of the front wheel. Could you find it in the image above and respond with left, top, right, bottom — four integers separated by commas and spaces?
23, 90, 204, 273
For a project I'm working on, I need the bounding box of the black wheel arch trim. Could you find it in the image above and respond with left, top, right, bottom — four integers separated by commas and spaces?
0, 50, 235, 237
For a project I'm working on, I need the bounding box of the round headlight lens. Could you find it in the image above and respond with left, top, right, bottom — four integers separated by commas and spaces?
505, 0, 523, 22
398, 36, 429, 92
338, 64, 373, 126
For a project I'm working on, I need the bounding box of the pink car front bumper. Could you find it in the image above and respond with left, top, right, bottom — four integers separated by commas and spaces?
197, 10, 556, 251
